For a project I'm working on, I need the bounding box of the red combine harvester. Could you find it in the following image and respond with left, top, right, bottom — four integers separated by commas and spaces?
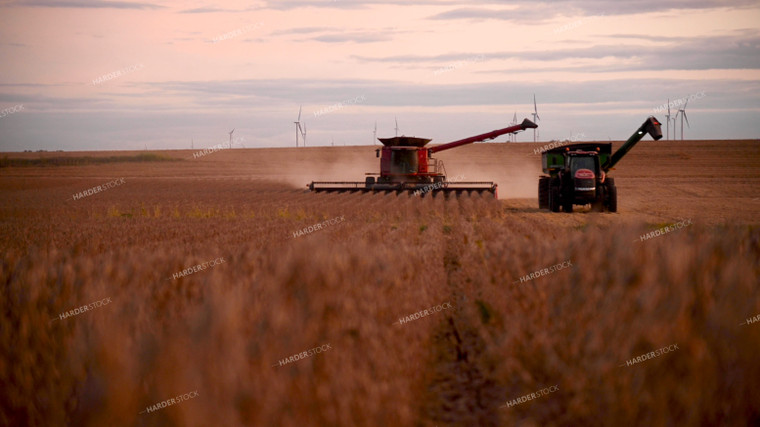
308, 118, 538, 197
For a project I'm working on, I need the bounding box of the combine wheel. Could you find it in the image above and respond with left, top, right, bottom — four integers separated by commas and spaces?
538, 177, 549, 209
365, 176, 375, 188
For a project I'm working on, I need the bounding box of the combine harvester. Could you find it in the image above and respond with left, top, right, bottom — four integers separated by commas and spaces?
308, 118, 538, 197
538, 116, 663, 213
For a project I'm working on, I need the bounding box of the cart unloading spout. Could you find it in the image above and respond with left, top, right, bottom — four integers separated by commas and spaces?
428, 118, 537, 154
603, 116, 662, 171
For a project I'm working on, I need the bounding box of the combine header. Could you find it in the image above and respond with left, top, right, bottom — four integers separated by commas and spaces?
308, 118, 538, 197
538, 116, 662, 213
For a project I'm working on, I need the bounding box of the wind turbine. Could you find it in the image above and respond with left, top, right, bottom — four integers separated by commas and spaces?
532, 94, 541, 143
678, 100, 690, 141
665, 99, 671, 140
228, 129, 235, 149
373, 121, 377, 145
510, 112, 518, 142
301, 122, 307, 147
395, 116, 400, 137
294, 106, 303, 147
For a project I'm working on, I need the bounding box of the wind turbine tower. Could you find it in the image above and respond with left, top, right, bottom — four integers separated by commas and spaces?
510, 112, 518, 142
395, 117, 400, 137
532, 94, 541, 143
228, 129, 235, 149
665, 99, 671, 140
373, 121, 377, 145
678, 100, 690, 141
294, 106, 304, 147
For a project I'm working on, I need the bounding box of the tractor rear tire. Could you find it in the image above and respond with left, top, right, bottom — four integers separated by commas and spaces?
592, 185, 605, 212
608, 184, 617, 212
549, 185, 560, 212
538, 177, 549, 209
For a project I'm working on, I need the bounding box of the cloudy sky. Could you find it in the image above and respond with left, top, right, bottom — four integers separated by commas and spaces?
0, 0, 758, 151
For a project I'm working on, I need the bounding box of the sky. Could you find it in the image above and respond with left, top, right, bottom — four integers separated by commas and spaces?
0, 0, 758, 152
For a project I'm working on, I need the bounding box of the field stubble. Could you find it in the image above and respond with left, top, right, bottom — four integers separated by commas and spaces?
1, 140, 759, 426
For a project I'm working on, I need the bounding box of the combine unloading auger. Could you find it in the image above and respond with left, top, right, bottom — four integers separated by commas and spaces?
308, 118, 537, 197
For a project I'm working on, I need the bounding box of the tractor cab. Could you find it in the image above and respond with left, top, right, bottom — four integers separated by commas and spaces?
567, 151, 601, 196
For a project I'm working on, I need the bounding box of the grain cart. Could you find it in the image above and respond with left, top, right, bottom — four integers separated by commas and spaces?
308, 118, 537, 197
538, 116, 662, 213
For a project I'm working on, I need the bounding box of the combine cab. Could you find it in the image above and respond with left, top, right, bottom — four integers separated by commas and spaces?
309, 119, 538, 197
538, 116, 662, 212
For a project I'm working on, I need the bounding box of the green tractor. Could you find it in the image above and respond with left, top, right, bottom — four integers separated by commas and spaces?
538, 117, 663, 213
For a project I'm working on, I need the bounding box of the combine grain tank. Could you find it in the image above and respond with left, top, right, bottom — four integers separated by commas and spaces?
308, 118, 538, 197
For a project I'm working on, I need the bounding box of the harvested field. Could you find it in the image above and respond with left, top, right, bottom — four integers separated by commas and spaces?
1, 140, 759, 426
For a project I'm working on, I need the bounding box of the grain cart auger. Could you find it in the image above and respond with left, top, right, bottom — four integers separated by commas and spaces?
538, 116, 662, 213
308, 118, 538, 197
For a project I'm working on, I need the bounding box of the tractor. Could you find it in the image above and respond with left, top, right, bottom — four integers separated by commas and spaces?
538, 116, 662, 212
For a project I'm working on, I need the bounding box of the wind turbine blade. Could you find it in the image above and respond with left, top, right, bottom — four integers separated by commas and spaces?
683, 99, 688, 110
683, 112, 690, 127
297, 105, 302, 122
533, 94, 537, 112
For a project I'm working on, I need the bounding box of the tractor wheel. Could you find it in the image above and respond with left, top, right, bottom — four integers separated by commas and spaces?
592, 185, 605, 212
604, 178, 617, 212
549, 185, 560, 212
538, 177, 550, 209
560, 178, 574, 213
607, 184, 617, 212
